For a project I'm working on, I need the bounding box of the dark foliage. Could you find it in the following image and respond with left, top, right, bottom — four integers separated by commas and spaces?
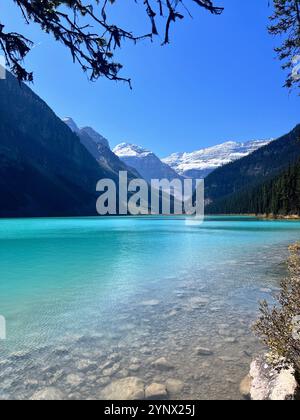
0, 70, 121, 217
254, 243, 300, 374
204, 124, 300, 214
269, 0, 300, 90
0, 0, 223, 85
207, 158, 300, 216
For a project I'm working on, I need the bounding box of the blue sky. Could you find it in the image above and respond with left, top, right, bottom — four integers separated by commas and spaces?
2, 0, 299, 156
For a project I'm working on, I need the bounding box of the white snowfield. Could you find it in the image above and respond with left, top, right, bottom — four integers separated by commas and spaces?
162, 140, 272, 177
113, 143, 152, 158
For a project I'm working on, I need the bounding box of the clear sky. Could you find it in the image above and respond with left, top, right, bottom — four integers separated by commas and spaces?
2, 0, 299, 156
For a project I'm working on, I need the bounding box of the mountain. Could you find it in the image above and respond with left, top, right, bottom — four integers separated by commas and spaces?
207, 159, 300, 216
0, 72, 120, 217
62, 118, 110, 149
113, 143, 183, 183
204, 124, 300, 212
62, 119, 140, 180
163, 139, 272, 179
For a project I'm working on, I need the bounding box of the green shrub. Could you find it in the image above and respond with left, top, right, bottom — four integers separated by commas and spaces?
254, 243, 300, 374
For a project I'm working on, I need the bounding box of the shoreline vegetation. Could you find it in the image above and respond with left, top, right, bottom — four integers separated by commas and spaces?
206, 213, 300, 220
258, 214, 300, 220
246, 243, 300, 400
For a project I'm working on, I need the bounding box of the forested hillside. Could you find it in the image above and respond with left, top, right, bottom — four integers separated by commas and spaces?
204, 125, 300, 204
207, 159, 300, 216
0, 72, 115, 217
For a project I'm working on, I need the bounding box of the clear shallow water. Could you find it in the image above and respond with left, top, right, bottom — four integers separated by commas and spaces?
0, 216, 300, 400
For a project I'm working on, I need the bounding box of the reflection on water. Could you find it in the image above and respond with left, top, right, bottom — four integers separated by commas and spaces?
0, 216, 299, 400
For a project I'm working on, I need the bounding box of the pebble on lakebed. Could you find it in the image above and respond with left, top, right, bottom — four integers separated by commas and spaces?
99, 376, 183, 401
166, 379, 184, 394
100, 377, 145, 400
194, 347, 214, 356
141, 300, 160, 306
151, 357, 175, 371
145, 383, 167, 399
31, 387, 64, 401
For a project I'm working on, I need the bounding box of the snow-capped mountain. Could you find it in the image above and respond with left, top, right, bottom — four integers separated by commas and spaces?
163, 139, 272, 179
113, 143, 184, 183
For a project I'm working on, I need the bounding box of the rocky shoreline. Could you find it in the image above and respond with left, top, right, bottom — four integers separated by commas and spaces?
240, 357, 299, 400
257, 214, 300, 220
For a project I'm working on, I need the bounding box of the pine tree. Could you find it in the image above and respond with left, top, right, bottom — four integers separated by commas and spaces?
269, 0, 300, 89
0, 0, 223, 84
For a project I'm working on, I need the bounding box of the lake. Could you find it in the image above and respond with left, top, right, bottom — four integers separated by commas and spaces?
0, 216, 299, 400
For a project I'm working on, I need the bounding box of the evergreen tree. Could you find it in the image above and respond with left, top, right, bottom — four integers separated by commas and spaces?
269, 0, 300, 89
0, 0, 223, 84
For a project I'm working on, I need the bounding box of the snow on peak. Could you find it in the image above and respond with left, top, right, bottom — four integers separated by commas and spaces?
113, 143, 152, 158
163, 139, 273, 177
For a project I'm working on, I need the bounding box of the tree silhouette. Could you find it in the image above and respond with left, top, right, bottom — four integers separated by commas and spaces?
0, 0, 223, 85
269, 0, 300, 89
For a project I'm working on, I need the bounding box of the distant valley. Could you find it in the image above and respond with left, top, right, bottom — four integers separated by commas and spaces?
0, 71, 299, 218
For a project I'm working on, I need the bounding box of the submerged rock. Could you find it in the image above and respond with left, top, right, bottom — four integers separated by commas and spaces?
102, 362, 120, 377
66, 374, 83, 387
239, 374, 251, 399
224, 337, 238, 344
260, 288, 272, 294
128, 364, 141, 373
151, 357, 174, 371
141, 300, 160, 307
10, 351, 30, 361
194, 347, 213, 356
188, 297, 209, 309
31, 387, 64, 400
145, 383, 168, 399
100, 377, 145, 400
166, 379, 184, 394
75, 359, 97, 372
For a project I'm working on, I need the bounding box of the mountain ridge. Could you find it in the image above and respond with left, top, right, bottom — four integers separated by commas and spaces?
0, 73, 119, 217
113, 142, 184, 183
63, 119, 141, 180
163, 139, 272, 179
204, 124, 300, 211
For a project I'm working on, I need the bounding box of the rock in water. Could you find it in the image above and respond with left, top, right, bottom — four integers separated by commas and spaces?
166, 379, 184, 394
239, 375, 251, 399
100, 377, 145, 400
141, 300, 160, 306
270, 368, 298, 400
31, 387, 64, 401
188, 297, 209, 309
145, 383, 168, 399
194, 347, 213, 356
151, 357, 174, 371
76, 359, 97, 372
66, 374, 83, 387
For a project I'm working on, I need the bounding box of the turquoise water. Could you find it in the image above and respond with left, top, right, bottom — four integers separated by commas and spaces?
0, 216, 300, 400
